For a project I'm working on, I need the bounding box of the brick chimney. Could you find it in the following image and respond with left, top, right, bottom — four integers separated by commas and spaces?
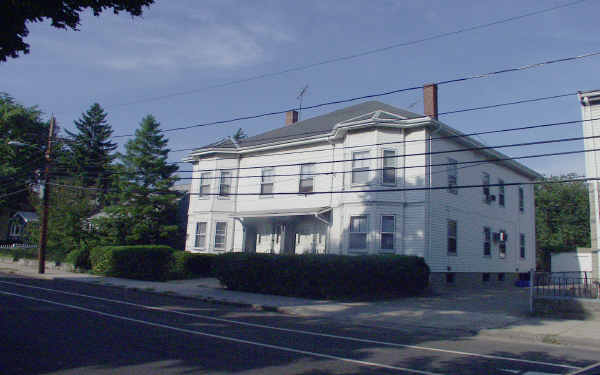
423, 83, 438, 120
285, 110, 299, 126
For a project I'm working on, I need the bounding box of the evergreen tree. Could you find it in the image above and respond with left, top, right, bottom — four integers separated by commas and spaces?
99, 115, 179, 245
65, 103, 117, 206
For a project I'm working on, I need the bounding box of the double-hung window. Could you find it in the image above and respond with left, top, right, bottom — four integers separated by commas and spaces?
261, 167, 274, 196
299, 163, 315, 193
447, 158, 458, 194
520, 234, 526, 258
447, 220, 457, 255
519, 187, 524, 213
219, 170, 232, 197
352, 151, 370, 184
483, 227, 491, 256
498, 179, 505, 207
214, 222, 227, 250
482, 173, 490, 203
499, 232, 507, 258
380, 215, 395, 250
199, 172, 211, 197
194, 222, 207, 249
382, 150, 396, 185
349, 216, 368, 250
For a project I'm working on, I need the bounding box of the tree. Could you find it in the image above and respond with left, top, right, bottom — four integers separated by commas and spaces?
29, 181, 97, 261
0, 93, 49, 209
535, 174, 590, 270
0, 0, 154, 61
65, 103, 117, 206
99, 115, 179, 245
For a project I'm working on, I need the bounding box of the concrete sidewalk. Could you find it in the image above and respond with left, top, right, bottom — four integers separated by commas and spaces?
2, 261, 600, 349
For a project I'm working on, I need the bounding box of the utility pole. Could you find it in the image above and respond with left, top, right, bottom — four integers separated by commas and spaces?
38, 116, 55, 274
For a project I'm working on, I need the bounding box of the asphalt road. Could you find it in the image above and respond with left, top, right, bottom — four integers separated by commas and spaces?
0, 273, 599, 375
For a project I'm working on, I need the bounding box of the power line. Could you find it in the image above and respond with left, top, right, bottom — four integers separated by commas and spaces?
189, 127, 600, 174
174, 146, 600, 182
0, 187, 31, 199
48, 175, 597, 196
104, 0, 589, 109
45, 115, 598, 180
170, 92, 579, 157
113, 51, 600, 139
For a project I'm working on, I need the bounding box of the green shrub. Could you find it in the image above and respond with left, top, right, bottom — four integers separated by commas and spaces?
169, 251, 215, 279
0, 247, 38, 261
66, 247, 91, 270
212, 253, 429, 299
90, 245, 174, 281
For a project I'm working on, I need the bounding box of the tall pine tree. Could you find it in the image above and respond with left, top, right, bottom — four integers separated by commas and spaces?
65, 103, 117, 206
100, 115, 179, 245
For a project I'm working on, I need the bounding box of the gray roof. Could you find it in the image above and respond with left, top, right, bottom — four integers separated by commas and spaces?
198, 101, 423, 150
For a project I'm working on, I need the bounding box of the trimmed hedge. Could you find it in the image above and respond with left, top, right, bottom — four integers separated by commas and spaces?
90, 245, 174, 281
169, 251, 215, 279
212, 253, 429, 299
0, 247, 38, 261
66, 247, 91, 270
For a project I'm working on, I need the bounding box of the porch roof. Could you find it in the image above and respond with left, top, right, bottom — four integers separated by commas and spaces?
232, 206, 331, 218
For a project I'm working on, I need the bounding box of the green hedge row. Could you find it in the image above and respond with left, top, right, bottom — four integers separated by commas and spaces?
0, 247, 38, 261
169, 251, 215, 279
212, 253, 430, 299
90, 245, 175, 281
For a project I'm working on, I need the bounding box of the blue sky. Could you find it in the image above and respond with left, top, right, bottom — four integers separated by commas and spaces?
2, 0, 599, 179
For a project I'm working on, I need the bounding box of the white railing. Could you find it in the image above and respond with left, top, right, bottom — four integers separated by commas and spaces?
0, 243, 37, 249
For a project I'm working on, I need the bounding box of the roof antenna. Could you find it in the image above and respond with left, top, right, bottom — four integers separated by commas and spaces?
297, 85, 308, 120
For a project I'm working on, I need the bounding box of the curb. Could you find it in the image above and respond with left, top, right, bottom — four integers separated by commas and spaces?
3, 267, 600, 350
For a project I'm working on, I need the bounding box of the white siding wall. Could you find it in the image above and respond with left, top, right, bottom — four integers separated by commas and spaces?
428, 135, 536, 273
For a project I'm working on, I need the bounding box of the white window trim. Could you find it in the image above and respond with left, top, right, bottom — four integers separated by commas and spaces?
498, 179, 505, 207
218, 170, 232, 199
499, 230, 507, 259
194, 222, 207, 249
482, 172, 491, 204
483, 226, 491, 257
198, 172, 212, 199
349, 215, 368, 252
351, 150, 371, 186
447, 158, 458, 194
380, 215, 395, 251
381, 149, 397, 186
447, 219, 457, 255
260, 167, 274, 198
214, 221, 227, 250
299, 163, 315, 194
519, 187, 525, 213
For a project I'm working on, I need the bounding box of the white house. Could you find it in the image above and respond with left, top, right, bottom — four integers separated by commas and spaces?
184, 87, 540, 287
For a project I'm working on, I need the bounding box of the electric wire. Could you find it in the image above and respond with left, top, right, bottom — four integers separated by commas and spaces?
169, 92, 579, 154
104, 0, 589, 109
112, 51, 600, 138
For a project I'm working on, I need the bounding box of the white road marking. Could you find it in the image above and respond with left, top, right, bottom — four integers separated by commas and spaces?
0, 280, 583, 371
0, 290, 442, 375
500, 369, 562, 375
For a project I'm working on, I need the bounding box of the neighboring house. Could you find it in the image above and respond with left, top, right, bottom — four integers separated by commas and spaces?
7, 211, 39, 243
184, 87, 540, 287
579, 90, 600, 249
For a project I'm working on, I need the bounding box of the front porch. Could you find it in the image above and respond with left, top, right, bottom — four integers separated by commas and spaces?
234, 207, 331, 254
